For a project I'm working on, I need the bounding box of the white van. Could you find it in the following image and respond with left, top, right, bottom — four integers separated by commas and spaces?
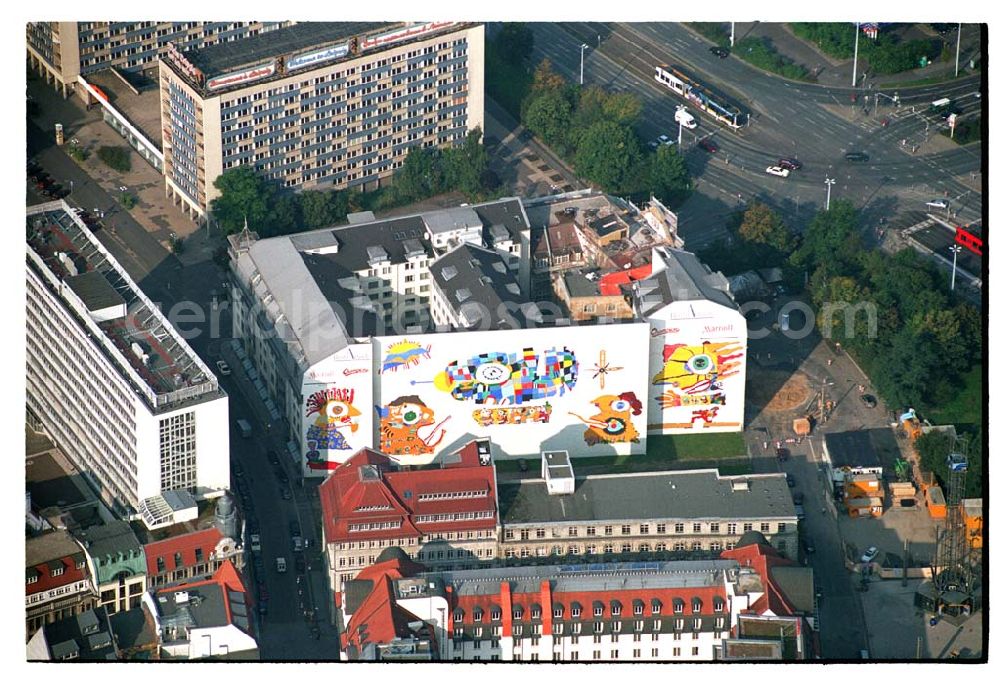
276, 557, 287, 573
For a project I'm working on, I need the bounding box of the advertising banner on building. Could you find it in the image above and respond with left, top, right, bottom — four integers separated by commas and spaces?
645, 302, 747, 434
287, 43, 349, 71
373, 323, 650, 464
361, 21, 457, 51
207, 62, 276, 91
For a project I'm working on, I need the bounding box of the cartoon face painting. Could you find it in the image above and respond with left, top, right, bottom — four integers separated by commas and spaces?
305, 388, 361, 468
653, 342, 743, 392
433, 347, 578, 405
570, 391, 643, 446
381, 340, 432, 372
378, 395, 450, 456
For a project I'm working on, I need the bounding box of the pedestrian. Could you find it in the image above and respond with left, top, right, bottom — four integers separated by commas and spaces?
827, 358, 833, 366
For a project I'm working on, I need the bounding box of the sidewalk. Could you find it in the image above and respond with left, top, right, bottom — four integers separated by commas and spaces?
28, 72, 224, 266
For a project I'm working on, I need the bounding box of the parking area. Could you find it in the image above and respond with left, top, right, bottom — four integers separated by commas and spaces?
837, 498, 940, 568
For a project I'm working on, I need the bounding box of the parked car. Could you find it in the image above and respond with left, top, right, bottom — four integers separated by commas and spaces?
778, 157, 802, 170
250, 534, 262, 553
710, 46, 730, 58
793, 491, 805, 505
295, 553, 306, 574
275, 467, 289, 485
766, 165, 790, 178
289, 520, 301, 538
216, 360, 231, 376
803, 537, 816, 554
233, 462, 245, 478
861, 546, 879, 563
276, 557, 287, 573
786, 474, 796, 488
649, 134, 675, 150
280, 486, 292, 500
925, 198, 949, 209
698, 137, 719, 153
844, 151, 870, 162
267, 450, 280, 466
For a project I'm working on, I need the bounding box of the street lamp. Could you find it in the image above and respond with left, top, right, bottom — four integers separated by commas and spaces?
852, 22, 860, 88
824, 177, 836, 211
579, 43, 588, 86
955, 24, 962, 77
949, 244, 962, 290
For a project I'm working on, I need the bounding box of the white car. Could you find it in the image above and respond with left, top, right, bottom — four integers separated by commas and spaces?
216, 360, 231, 376
766, 165, 790, 178
861, 546, 879, 563
250, 534, 262, 553
926, 198, 949, 209
648, 134, 675, 150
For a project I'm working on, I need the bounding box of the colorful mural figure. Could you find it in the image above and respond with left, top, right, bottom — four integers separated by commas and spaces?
656, 390, 727, 409
585, 349, 624, 389
381, 340, 432, 372
472, 403, 553, 426
305, 387, 360, 469
653, 341, 743, 392
430, 347, 578, 405
570, 391, 643, 446
377, 395, 450, 456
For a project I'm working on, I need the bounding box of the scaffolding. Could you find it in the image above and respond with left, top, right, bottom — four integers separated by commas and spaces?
931, 439, 976, 616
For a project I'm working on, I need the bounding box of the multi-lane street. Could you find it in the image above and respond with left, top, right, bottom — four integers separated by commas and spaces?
522, 22, 982, 249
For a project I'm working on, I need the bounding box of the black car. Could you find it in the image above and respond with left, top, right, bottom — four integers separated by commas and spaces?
281, 486, 292, 500
939, 105, 963, 121
844, 151, 870, 162
793, 491, 805, 506
786, 474, 796, 488
778, 158, 802, 170
710, 46, 729, 58
267, 450, 280, 466
803, 538, 817, 554
233, 462, 245, 478
698, 137, 719, 153
289, 520, 301, 538
295, 553, 307, 574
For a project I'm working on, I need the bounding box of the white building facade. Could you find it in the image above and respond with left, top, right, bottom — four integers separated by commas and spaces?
26, 203, 229, 524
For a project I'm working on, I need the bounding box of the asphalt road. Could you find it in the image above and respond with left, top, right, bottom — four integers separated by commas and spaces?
524, 22, 982, 249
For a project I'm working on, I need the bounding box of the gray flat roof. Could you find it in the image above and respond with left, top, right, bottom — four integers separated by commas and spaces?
562, 270, 599, 297
637, 247, 737, 316
499, 470, 796, 524
76, 521, 143, 561
65, 271, 125, 313
824, 428, 896, 469
27, 529, 84, 567
185, 22, 392, 77
430, 243, 526, 329
154, 580, 230, 630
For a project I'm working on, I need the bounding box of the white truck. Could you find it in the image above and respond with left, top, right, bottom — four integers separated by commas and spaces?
276, 557, 287, 573
674, 106, 698, 129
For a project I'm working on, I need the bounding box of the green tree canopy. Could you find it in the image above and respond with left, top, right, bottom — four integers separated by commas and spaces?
495, 23, 534, 68
211, 167, 278, 235
738, 201, 792, 252
646, 143, 691, 204
523, 89, 573, 151
791, 198, 863, 275
574, 120, 645, 194
443, 127, 489, 197
299, 189, 350, 230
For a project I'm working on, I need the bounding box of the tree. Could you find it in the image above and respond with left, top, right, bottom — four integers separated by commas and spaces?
211, 167, 277, 235
523, 89, 573, 151
443, 127, 489, 197
495, 23, 534, 68
529, 58, 566, 95
602, 91, 643, 129
391, 146, 445, 203
574, 121, 645, 194
867, 327, 936, 410
646, 143, 690, 203
738, 202, 792, 252
299, 189, 348, 229
792, 198, 862, 275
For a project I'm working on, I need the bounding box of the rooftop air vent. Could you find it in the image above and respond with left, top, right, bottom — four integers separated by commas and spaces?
441, 266, 458, 282
455, 288, 472, 303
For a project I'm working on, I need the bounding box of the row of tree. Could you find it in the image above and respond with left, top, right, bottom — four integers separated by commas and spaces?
521, 59, 691, 203
209, 128, 495, 238
916, 429, 982, 499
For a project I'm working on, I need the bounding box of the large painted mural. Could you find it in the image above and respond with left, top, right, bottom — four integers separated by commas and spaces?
301, 348, 374, 477
374, 323, 650, 463
646, 305, 747, 434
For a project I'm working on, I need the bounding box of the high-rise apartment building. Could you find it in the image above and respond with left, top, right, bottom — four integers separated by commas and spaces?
158, 21, 484, 220
26, 202, 230, 527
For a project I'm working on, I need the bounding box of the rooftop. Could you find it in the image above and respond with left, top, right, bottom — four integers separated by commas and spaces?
499, 469, 795, 524
29, 607, 118, 661
153, 561, 252, 637
27, 202, 223, 411
182, 22, 391, 79
823, 428, 897, 469
75, 520, 144, 563
635, 247, 737, 316
430, 243, 527, 329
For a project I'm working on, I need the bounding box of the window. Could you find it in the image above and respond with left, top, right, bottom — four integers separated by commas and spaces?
514, 608, 523, 620
568, 527, 578, 537
611, 650, 619, 659
714, 631, 723, 639
520, 529, 530, 541
605, 526, 613, 536
554, 623, 564, 635
571, 606, 581, 618
473, 610, 483, 622
652, 648, 659, 658
491, 609, 501, 621
532, 607, 541, 619
727, 523, 738, 535
674, 632, 682, 641
604, 544, 614, 554
634, 603, 644, 615
714, 599, 725, 612
693, 618, 702, 630
653, 619, 662, 631
693, 600, 702, 613
611, 604, 621, 616
640, 524, 650, 534
586, 526, 596, 536
554, 607, 564, 619
674, 523, 685, 534
634, 649, 642, 658
571, 652, 579, 660
692, 631, 700, 640
594, 605, 604, 617
536, 529, 545, 538
692, 647, 699, 657
693, 523, 702, 533
674, 619, 684, 630
621, 525, 631, 535
673, 648, 681, 657
593, 650, 601, 660
715, 617, 726, 628
652, 602, 662, 614
743, 522, 753, 533
454, 611, 464, 623
194, 548, 204, 563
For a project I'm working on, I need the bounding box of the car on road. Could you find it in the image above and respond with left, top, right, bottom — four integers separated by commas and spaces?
292, 536, 304, 552
276, 557, 287, 573
216, 360, 231, 376
275, 467, 289, 484
803, 537, 816, 554
280, 486, 292, 500
233, 462, 244, 478
777, 158, 802, 170
765, 165, 790, 178
786, 474, 796, 488
925, 198, 949, 209
844, 151, 870, 163
250, 534, 262, 553
861, 546, 879, 563
259, 600, 268, 615
709, 46, 729, 58
698, 137, 719, 153
310, 625, 321, 640
267, 450, 280, 466
289, 520, 301, 538
648, 134, 675, 150
258, 583, 270, 601
793, 491, 804, 505
295, 554, 307, 574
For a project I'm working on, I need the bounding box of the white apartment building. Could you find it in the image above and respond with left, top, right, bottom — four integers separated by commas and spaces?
26, 202, 230, 528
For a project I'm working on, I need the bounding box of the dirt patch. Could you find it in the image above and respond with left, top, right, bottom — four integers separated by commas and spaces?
749, 370, 811, 411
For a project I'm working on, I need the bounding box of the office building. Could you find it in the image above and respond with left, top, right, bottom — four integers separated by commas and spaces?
26, 202, 229, 527
158, 21, 484, 220
26, 530, 98, 638
26, 21, 289, 97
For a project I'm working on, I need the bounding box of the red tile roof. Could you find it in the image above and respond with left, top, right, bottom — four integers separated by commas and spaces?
26, 532, 89, 596
340, 553, 428, 654
319, 441, 498, 545
159, 560, 249, 632
143, 527, 223, 575
598, 263, 653, 296
26, 556, 88, 596
721, 542, 796, 616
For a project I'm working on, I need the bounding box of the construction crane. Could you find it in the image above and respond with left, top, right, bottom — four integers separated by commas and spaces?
931, 438, 976, 616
